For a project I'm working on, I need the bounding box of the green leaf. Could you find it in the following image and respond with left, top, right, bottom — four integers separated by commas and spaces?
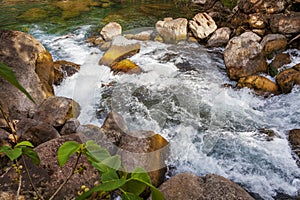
131, 167, 152, 184
15, 141, 34, 148
122, 180, 147, 195
268, 65, 278, 77
121, 192, 143, 200
101, 155, 121, 170
0, 146, 22, 161
101, 169, 119, 182
57, 141, 80, 167
22, 147, 40, 165
85, 140, 110, 162
92, 162, 110, 173
0, 61, 35, 103
76, 178, 127, 200
150, 187, 164, 200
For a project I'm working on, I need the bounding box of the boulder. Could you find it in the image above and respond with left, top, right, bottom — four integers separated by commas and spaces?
260, 34, 287, 56
34, 96, 80, 128
157, 173, 254, 200
207, 27, 231, 47
270, 12, 300, 34
237, 0, 286, 14
0, 134, 100, 200
100, 22, 122, 41
16, 118, 60, 146
269, 53, 291, 69
98, 36, 141, 66
124, 30, 153, 41
53, 60, 80, 85
276, 68, 300, 93
224, 32, 267, 80
155, 17, 188, 43
111, 59, 142, 74
248, 13, 266, 29
189, 13, 217, 40
117, 131, 169, 187
237, 75, 279, 95
0, 30, 54, 119
289, 129, 300, 158
60, 118, 80, 136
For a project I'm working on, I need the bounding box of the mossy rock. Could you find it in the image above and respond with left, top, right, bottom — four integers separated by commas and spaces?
19, 8, 48, 21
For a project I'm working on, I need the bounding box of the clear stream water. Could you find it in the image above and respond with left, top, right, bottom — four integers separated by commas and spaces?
1, 1, 300, 199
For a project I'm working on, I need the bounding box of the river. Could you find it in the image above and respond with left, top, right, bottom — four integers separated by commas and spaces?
1, 1, 300, 199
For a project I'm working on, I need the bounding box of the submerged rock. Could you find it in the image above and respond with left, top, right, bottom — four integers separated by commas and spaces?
189, 12, 217, 40
100, 22, 122, 41
224, 31, 267, 80
155, 17, 188, 43
99, 36, 141, 66
157, 173, 254, 200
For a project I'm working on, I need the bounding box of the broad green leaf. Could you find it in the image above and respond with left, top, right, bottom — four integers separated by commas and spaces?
0, 61, 35, 103
101, 169, 119, 182
121, 192, 143, 200
92, 162, 110, 173
57, 141, 80, 167
22, 147, 40, 165
15, 141, 34, 148
122, 180, 147, 195
76, 178, 126, 200
131, 167, 152, 184
0, 146, 22, 161
101, 155, 121, 170
268, 65, 278, 77
150, 187, 164, 200
85, 140, 110, 162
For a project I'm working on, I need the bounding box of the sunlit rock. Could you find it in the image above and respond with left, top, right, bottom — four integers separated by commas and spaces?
249, 13, 266, 29
238, 0, 287, 14
53, 60, 80, 85
207, 27, 231, 47
189, 12, 217, 40
100, 22, 122, 41
276, 68, 300, 93
111, 59, 142, 74
270, 12, 300, 34
261, 34, 287, 56
99, 36, 141, 66
156, 17, 188, 43
157, 173, 254, 200
34, 96, 80, 129
117, 130, 169, 187
224, 31, 267, 80
237, 75, 279, 95
0, 30, 54, 119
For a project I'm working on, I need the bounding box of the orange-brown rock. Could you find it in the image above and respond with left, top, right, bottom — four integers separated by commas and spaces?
276, 68, 300, 93
111, 59, 142, 74
237, 75, 279, 95
269, 53, 291, 69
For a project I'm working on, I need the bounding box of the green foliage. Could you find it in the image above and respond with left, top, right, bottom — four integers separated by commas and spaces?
0, 61, 35, 103
0, 141, 40, 164
221, 0, 238, 10
57, 141, 81, 167
268, 65, 278, 77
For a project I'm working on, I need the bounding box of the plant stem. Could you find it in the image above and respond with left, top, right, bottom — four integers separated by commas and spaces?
0, 102, 16, 134
16, 173, 22, 200
49, 152, 82, 200
22, 157, 45, 200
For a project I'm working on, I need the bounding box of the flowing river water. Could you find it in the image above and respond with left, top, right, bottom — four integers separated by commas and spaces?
1, 1, 300, 199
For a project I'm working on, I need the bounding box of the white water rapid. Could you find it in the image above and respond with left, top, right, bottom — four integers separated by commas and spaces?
32, 27, 300, 200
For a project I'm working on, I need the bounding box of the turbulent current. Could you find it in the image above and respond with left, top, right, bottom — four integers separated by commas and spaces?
32, 27, 300, 200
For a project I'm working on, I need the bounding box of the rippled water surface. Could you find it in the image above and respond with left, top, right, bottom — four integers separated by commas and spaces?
1, 1, 300, 199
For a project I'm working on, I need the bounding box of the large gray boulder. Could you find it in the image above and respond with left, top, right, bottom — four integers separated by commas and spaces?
155, 17, 188, 43
158, 173, 254, 200
224, 32, 267, 80
0, 30, 54, 119
189, 13, 217, 40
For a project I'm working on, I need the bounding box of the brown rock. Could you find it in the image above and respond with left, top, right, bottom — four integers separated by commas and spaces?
0, 30, 54, 119
293, 63, 300, 71
289, 129, 300, 158
237, 75, 279, 95
276, 68, 300, 93
100, 22, 122, 41
158, 173, 254, 200
0, 134, 100, 200
189, 13, 217, 40
261, 34, 287, 56
224, 32, 267, 80
99, 36, 141, 66
118, 131, 169, 187
270, 53, 291, 69
249, 13, 266, 29
111, 59, 142, 74
270, 12, 300, 34
238, 0, 287, 14
60, 118, 80, 136
53, 60, 80, 85
16, 118, 60, 146
207, 27, 231, 47
34, 96, 80, 128
156, 18, 188, 43
124, 30, 153, 41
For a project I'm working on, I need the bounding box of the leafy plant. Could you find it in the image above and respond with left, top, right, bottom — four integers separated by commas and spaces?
57, 140, 164, 200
